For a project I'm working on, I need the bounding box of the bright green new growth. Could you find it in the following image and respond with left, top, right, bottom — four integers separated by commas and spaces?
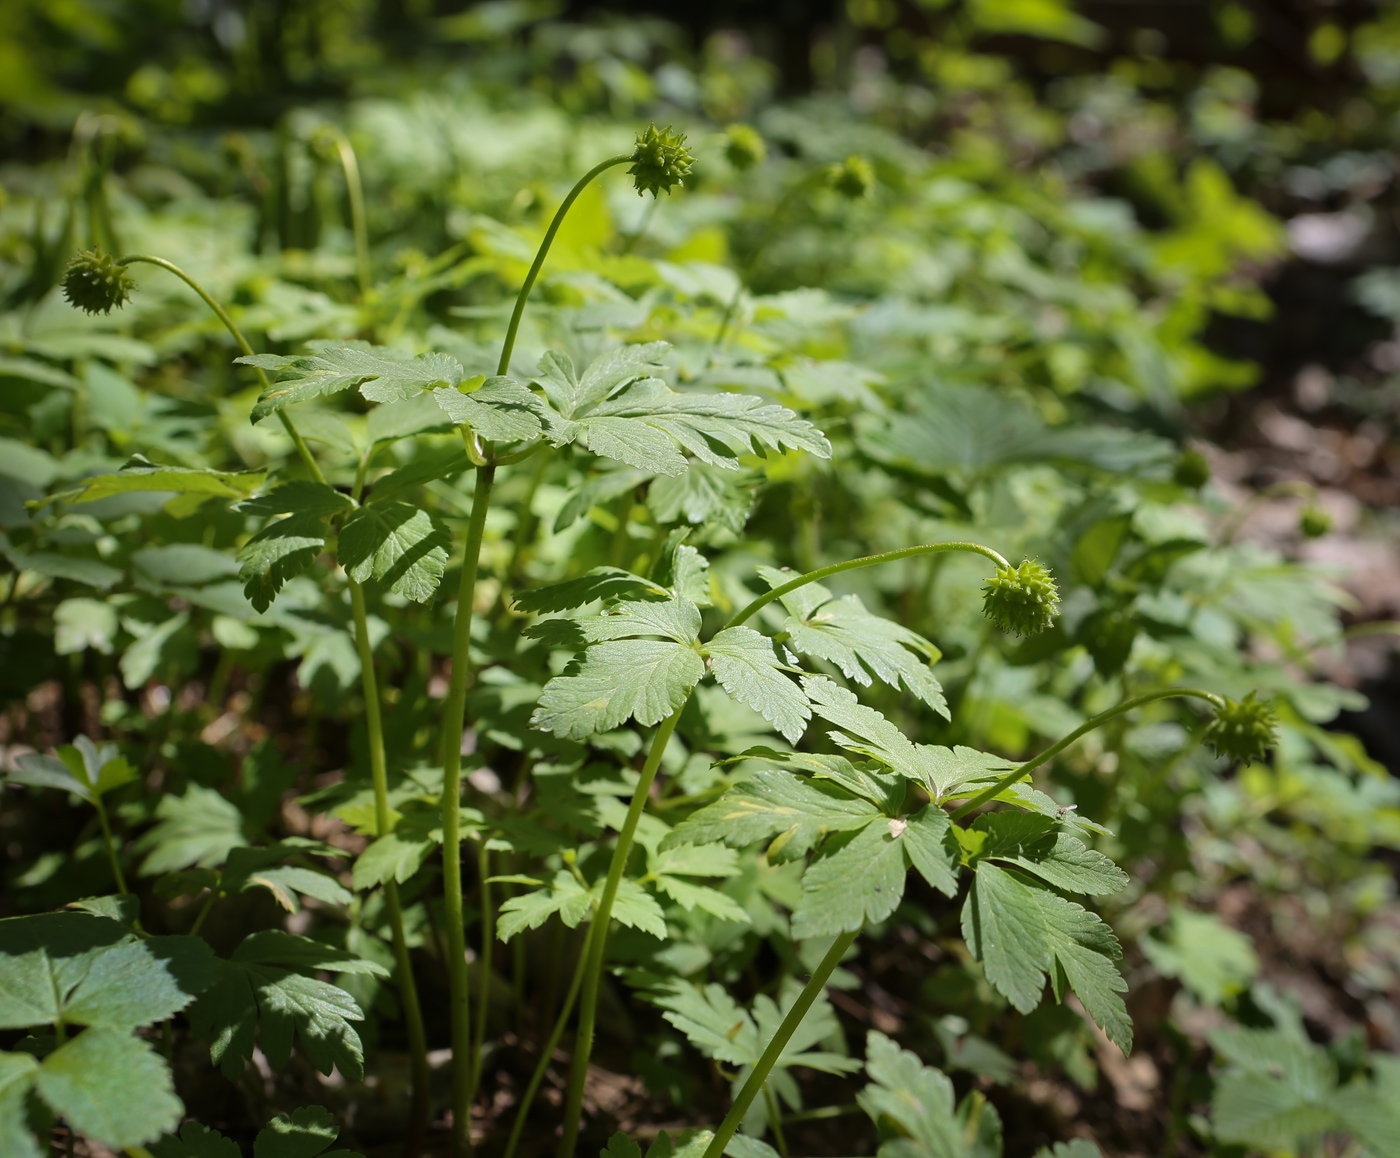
826, 154, 875, 199
723, 123, 766, 171
629, 123, 693, 197
981, 558, 1060, 636
61, 248, 135, 314
1204, 692, 1278, 763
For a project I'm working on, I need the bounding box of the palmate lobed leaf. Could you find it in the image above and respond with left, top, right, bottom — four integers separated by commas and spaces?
858, 1030, 1006, 1158
803, 676, 1012, 799
530, 640, 705, 740
433, 375, 543, 442
243, 341, 463, 421
496, 871, 667, 941
758, 567, 947, 717
337, 502, 451, 603
961, 861, 1130, 1052
705, 627, 810, 744
42, 456, 268, 511
30, 1026, 184, 1149
0, 911, 216, 1032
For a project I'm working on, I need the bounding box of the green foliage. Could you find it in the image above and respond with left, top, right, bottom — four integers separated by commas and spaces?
0, 10, 1391, 1155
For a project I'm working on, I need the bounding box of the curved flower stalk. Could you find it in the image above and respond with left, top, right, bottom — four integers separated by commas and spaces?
552, 539, 1048, 1157
434, 123, 694, 1158
61, 248, 432, 1158
697, 684, 1276, 1158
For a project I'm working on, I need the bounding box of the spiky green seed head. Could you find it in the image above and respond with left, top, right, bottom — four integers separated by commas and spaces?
1173, 447, 1211, 490
1204, 692, 1277, 763
630, 123, 693, 198
61, 249, 135, 315
826, 154, 875, 200
982, 559, 1060, 636
1299, 504, 1331, 539
723, 123, 766, 171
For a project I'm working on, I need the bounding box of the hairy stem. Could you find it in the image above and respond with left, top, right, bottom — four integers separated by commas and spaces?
349, 578, 431, 1158
439, 461, 495, 1157
700, 930, 860, 1158
948, 687, 1227, 821
502, 922, 595, 1158
726, 541, 1010, 630
116, 254, 324, 483
763, 1084, 791, 1158
558, 709, 682, 1158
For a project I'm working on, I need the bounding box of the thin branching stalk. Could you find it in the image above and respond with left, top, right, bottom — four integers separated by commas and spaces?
558, 708, 682, 1158
558, 539, 1015, 1153
437, 150, 631, 1157
948, 687, 1227, 821
439, 460, 493, 1158
118, 252, 432, 1150
700, 930, 861, 1158
115, 255, 322, 480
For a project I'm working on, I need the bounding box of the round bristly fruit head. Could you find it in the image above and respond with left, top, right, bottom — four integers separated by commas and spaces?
1299, 504, 1331, 539
982, 559, 1060, 636
630, 123, 693, 197
1203, 692, 1277, 763
827, 154, 875, 200
1173, 447, 1211, 490
723, 123, 766, 171
62, 249, 135, 315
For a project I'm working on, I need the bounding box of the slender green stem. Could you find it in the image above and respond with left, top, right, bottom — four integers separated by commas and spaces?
439, 462, 495, 1158
726, 542, 1010, 630
558, 709, 682, 1158
92, 798, 127, 895
947, 687, 1227, 821
700, 930, 860, 1158
116, 254, 325, 484
469, 838, 492, 1103
502, 923, 595, 1158
763, 1084, 791, 1158
496, 154, 631, 377
328, 129, 372, 299
435, 147, 635, 1155
349, 577, 431, 1158
188, 890, 217, 937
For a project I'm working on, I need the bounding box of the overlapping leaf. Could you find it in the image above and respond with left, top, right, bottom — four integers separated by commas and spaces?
961, 862, 1130, 1051
531, 344, 830, 476
242, 341, 463, 421
758, 568, 947, 717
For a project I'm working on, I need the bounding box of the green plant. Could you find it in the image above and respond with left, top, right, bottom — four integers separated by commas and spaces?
2, 20, 1395, 1158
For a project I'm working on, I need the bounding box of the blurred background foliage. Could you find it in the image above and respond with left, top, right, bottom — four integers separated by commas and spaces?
5, 1, 1400, 1155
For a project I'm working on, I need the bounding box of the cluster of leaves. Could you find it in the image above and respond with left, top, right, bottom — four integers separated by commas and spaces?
1, 6, 1397, 1158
